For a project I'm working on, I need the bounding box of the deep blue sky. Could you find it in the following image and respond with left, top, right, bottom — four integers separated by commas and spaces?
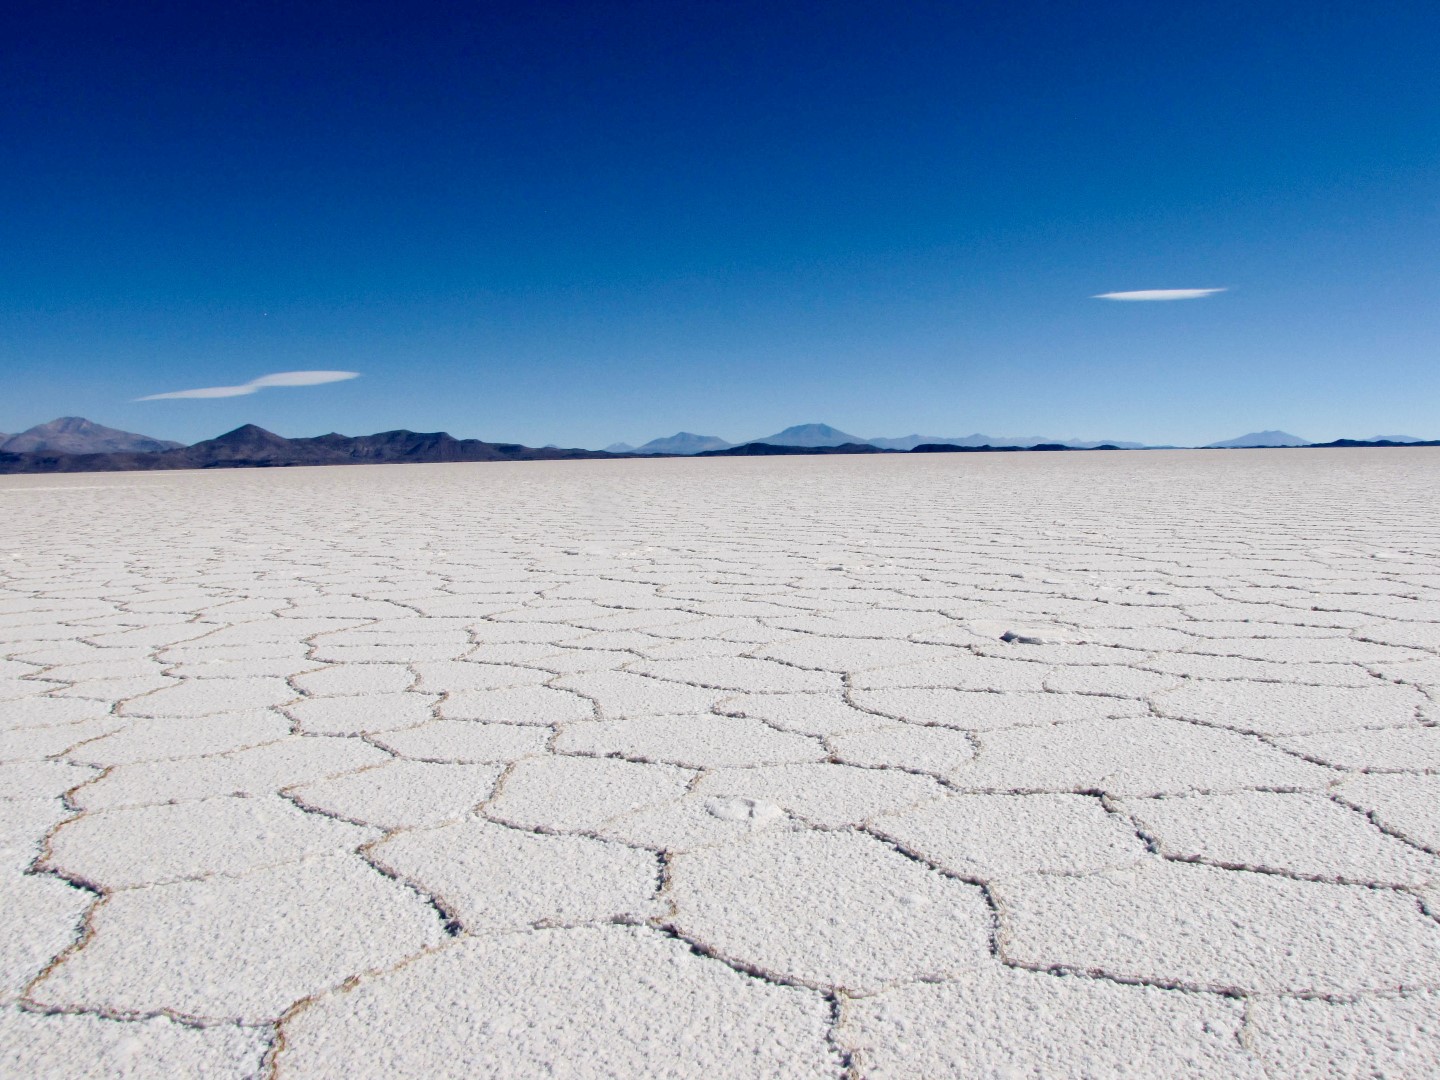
4, 1, 1437, 447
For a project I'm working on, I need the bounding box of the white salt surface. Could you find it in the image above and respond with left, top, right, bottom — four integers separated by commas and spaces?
2, 448, 1440, 1075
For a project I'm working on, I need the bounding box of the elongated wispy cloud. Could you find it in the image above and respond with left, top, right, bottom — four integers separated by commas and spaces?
1093, 288, 1228, 301
137, 370, 360, 401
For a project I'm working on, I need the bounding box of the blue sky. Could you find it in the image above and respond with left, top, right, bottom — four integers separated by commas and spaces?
3, 1, 1437, 447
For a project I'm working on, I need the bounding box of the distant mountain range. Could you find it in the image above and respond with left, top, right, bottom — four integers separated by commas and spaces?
0, 423, 612, 473
1, 417, 184, 455
752, 423, 1151, 450
614, 422, 1152, 454
622, 423, 1437, 453
1, 418, 1435, 475
870, 433, 1153, 451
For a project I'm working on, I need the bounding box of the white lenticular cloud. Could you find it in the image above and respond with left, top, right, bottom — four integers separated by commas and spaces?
248, 371, 361, 388
1093, 288, 1228, 301
138, 383, 257, 400
137, 370, 359, 401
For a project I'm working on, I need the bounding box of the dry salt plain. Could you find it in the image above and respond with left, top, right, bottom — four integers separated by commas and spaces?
3, 449, 1440, 1078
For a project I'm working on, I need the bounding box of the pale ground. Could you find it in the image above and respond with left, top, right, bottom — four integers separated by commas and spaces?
3, 449, 1440, 1078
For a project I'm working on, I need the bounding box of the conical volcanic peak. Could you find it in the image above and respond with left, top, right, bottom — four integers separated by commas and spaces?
1204, 431, 1309, 449
631, 433, 734, 455
751, 423, 868, 448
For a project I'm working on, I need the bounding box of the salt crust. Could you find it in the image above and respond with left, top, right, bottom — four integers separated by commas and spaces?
5, 451, 1440, 1075
72, 737, 389, 810
290, 759, 504, 829
848, 687, 1140, 729
695, 762, 942, 827
0, 716, 129, 762
995, 859, 1440, 994
0, 798, 71, 874
276, 927, 838, 1078
1122, 790, 1440, 885
1151, 679, 1424, 735
1337, 773, 1440, 850
373, 818, 661, 930
486, 755, 694, 831
117, 676, 295, 717
286, 692, 438, 735
438, 684, 591, 723
29, 856, 443, 1021
1247, 991, 1440, 1078
0, 1007, 269, 1079
553, 712, 824, 767
2, 873, 92, 1004
45, 794, 378, 888
668, 829, 991, 992
717, 691, 891, 734
840, 962, 1264, 1078
68, 710, 291, 766
372, 719, 549, 763
874, 792, 1147, 878
828, 724, 975, 772
952, 716, 1334, 795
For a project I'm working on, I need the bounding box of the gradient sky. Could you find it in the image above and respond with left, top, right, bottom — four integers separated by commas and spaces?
4, 1, 1438, 448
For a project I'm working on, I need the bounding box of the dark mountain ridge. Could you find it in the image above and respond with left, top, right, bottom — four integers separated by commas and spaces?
1307, 438, 1440, 449
909, 442, 1121, 453
0, 424, 615, 474
698, 441, 890, 457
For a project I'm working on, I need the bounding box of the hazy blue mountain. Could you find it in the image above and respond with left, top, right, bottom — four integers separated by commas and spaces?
1, 417, 184, 454
1204, 431, 1309, 448
1055, 438, 1151, 450
631, 432, 734, 455
1368, 435, 1423, 443
750, 425, 1152, 450
752, 423, 867, 447
603, 442, 636, 453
